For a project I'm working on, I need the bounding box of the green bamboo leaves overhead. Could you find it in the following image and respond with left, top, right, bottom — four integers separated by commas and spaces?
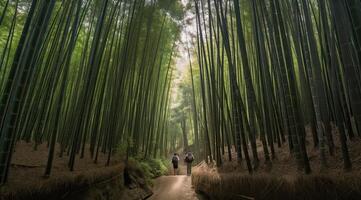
0, 0, 184, 184
193, 0, 361, 174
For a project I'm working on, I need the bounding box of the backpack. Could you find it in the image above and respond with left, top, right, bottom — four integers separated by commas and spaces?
185, 154, 194, 162
172, 156, 178, 164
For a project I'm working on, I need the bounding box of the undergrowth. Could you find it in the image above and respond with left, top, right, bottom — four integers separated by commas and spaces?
117, 141, 169, 180
127, 157, 169, 185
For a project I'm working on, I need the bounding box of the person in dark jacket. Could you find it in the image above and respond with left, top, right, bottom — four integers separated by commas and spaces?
184, 152, 194, 176
171, 153, 180, 175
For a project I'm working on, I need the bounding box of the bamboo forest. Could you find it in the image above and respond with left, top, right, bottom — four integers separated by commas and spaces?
1, 0, 361, 199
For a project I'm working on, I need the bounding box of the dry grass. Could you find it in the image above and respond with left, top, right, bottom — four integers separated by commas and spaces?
0, 164, 124, 200
192, 162, 361, 200
0, 141, 123, 200
7, 141, 121, 188
192, 132, 361, 200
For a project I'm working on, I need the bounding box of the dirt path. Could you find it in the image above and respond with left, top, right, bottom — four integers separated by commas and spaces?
149, 152, 206, 200
148, 175, 206, 200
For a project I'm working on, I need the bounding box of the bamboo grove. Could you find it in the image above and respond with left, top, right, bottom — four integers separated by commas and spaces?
191, 0, 361, 174
0, 0, 184, 184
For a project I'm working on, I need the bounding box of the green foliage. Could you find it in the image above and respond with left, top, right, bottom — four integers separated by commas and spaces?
128, 157, 169, 183
145, 158, 169, 177
138, 161, 154, 179
158, 0, 185, 21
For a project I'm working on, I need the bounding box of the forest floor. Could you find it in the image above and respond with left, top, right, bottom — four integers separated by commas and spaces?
213, 134, 361, 177
3, 141, 122, 193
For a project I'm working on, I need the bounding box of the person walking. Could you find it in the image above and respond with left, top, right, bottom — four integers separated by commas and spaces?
171, 153, 180, 175
184, 152, 194, 176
